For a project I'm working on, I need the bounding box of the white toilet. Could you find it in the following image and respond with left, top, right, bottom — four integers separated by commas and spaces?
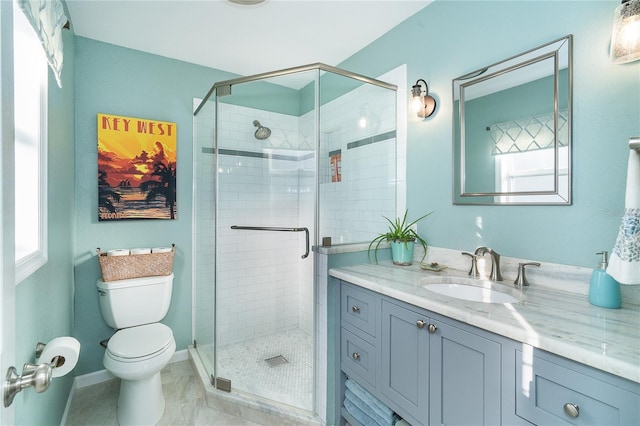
96, 273, 176, 426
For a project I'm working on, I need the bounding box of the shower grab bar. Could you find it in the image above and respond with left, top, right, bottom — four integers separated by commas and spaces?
230, 225, 309, 259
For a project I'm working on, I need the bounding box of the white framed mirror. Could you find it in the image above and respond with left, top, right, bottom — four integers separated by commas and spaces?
453, 35, 572, 205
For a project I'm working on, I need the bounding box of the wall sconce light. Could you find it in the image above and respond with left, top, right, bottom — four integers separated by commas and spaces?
411, 79, 437, 119
610, 0, 640, 64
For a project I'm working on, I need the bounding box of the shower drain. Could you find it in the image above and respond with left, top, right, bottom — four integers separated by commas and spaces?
265, 355, 289, 367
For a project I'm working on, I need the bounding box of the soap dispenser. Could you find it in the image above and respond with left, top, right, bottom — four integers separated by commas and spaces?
588, 251, 622, 309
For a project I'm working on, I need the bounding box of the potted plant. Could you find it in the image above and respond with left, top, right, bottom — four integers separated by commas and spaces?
368, 210, 432, 266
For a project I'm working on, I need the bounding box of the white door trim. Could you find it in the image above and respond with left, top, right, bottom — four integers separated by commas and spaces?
1, 0, 17, 423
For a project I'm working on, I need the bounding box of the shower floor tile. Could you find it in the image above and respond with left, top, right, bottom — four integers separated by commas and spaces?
216, 328, 313, 411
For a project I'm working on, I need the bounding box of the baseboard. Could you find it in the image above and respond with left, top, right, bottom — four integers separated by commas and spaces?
171, 348, 189, 363
73, 348, 188, 389
74, 367, 116, 389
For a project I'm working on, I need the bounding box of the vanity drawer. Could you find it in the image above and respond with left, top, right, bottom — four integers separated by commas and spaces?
341, 282, 377, 338
341, 327, 377, 387
515, 350, 640, 425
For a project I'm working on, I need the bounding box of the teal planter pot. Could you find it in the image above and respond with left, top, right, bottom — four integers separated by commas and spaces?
391, 240, 415, 266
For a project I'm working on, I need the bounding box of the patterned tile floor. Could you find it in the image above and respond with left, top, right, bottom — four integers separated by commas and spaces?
64, 359, 313, 425
215, 328, 313, 411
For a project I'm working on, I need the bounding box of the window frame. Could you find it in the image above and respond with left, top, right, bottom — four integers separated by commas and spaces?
13, 2, 48, 284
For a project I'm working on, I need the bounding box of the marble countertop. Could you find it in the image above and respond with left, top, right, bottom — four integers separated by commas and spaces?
330, 262, 640, 384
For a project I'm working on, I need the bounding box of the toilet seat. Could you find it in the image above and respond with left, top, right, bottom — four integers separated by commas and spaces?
107, 323, 174, 362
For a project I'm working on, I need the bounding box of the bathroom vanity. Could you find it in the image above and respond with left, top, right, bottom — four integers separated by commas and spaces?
330, 263, 640, 426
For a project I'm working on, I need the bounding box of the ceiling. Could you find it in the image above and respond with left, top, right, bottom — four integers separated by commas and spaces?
65, 0, 432, 87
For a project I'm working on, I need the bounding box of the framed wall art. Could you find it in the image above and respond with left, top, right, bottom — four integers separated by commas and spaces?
98, 113, 177, 221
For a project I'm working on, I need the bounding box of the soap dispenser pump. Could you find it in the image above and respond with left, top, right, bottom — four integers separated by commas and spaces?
588, 251, 622, 309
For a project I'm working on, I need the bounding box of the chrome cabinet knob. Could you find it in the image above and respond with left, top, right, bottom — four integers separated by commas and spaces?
416, 320, 426, 329
351, 306, 360, 313
427, 324, 438, 334
563, 403, 579, 418
352, 352, 360, 361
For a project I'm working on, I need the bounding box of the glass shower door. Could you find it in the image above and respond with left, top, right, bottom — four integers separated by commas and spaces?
214, 72, 318, 411
192, 97, 216, 379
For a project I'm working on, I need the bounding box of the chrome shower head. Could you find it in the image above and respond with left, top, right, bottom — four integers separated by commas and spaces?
253, 120, 271, 140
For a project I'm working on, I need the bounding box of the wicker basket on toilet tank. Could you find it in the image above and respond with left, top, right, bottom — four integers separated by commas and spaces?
97, 244, 175, 282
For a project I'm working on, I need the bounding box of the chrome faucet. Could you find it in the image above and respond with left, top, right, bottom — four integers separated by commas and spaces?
514, 262, 541, 287
461, 252, 480, 278
474, 246, 503, 281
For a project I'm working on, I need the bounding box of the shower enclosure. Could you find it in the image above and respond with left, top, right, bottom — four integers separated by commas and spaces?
192, 63, 398, 416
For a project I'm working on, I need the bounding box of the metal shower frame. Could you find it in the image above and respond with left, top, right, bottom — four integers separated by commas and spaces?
194, 62, 397, 115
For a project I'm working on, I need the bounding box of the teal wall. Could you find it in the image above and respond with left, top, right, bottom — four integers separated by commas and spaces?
214, 74, 303, 115
14, 30, 76, 425
338, 0, 640, 268
73, 37, 237, 375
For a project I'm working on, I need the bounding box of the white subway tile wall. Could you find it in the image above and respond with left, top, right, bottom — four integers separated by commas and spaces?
216, 105, 307, 346
317, 81, 396, 244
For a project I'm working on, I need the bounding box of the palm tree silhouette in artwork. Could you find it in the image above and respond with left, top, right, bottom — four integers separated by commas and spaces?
140, 162, 176, 219
98, 170, 121, 213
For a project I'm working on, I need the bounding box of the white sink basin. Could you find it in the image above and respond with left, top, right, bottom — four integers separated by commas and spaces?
422, 282, 519, 304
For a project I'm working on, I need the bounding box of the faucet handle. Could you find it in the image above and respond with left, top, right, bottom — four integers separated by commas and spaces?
514, 262, 540, 287
474, 246, 487, 256
462, 252, 479, 278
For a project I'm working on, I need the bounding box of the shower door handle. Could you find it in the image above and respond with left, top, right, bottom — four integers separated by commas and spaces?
302, 228, 309, 259
231, 226, 309, 259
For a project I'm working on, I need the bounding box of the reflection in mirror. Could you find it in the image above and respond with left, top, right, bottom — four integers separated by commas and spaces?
453, 35, 572, 205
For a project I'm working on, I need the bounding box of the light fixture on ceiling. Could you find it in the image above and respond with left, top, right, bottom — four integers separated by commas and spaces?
411, 79, 436, 119
610, 0, 640, 64
228, 0, 265, 5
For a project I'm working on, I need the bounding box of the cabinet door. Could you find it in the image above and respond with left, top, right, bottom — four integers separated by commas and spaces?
515, 350, 640, 425
381, 300, 430, 423
430, 319, 502, 426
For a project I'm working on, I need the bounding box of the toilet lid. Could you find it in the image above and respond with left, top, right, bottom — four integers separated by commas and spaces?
107, 323, 173, 359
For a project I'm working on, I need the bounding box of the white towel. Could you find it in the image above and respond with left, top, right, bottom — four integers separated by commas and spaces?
607, 147, 640, 285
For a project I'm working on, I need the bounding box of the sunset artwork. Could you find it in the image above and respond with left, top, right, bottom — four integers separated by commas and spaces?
98, 113, 177, 221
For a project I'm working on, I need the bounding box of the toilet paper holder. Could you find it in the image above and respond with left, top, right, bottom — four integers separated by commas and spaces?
3, 342, 62, 407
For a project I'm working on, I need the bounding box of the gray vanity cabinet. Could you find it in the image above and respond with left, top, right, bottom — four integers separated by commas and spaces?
336, 279, 640, 426
379, 299, 502, 425
341, 281, 503, 425
429, 318, 502, 425
380, 300, 430, 422
340, 282, 378, 389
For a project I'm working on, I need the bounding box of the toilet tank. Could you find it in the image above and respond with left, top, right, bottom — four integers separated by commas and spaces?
96, 273, 174, 329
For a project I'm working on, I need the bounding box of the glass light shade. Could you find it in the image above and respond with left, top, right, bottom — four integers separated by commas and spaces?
610, 0, 640, 64
411, 96, 423, 114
